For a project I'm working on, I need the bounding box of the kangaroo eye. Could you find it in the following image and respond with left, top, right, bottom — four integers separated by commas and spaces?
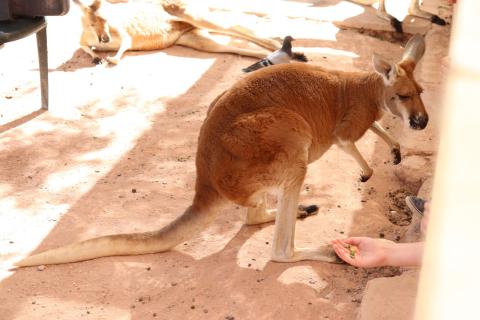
397, 95, 409, 101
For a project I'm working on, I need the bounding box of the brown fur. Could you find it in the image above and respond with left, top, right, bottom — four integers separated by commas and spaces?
16, 36, 428, 267
74, 0, 286, 65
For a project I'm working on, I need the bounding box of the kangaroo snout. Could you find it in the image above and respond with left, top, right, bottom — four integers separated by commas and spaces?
99, 33, 110, 43
409, 114, 428, 130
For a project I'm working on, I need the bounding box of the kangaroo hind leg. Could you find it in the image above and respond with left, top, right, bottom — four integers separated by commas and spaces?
176, 28, 269, 59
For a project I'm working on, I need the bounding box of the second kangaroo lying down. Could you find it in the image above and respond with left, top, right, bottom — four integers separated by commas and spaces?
75, 0, 305, 65
16, 35, 428, 267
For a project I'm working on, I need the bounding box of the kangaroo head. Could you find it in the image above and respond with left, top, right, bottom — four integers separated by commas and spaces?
373, 35, 428, 130
79, 0, 112, 44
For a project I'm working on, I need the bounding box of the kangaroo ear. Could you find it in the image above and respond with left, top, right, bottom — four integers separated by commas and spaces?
401, 34, 425, 66
89, 0, 102, 11
373, 53, 394, 81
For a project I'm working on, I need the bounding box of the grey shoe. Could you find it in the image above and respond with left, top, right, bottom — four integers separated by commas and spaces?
405, 196, 425, 216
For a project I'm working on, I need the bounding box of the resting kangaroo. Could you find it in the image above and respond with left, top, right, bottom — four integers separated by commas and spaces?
16, 35, 428, 267
349, 0, 446, 33
75, 0, 305, 65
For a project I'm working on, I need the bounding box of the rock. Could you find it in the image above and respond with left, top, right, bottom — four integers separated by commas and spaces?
358, 270, 419, 320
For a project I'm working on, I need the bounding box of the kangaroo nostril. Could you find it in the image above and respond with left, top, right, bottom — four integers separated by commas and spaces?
409, 115, 428, 130
420, 116, 428, 129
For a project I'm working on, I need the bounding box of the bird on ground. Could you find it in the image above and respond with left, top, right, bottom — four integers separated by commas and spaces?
242, 35, 307, 73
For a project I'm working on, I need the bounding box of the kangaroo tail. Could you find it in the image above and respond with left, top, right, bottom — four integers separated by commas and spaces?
15, 204, 218, 267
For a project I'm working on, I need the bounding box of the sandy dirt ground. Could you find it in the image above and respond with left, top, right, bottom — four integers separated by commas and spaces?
0, 0, 452, 319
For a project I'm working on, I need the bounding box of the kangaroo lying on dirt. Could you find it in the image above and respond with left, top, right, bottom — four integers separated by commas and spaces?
350, 0, 446, 33
16, 35, 428, 267
74, 0, 306, 65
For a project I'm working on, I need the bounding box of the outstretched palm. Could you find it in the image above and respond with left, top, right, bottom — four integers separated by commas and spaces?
332, 237, 394, 268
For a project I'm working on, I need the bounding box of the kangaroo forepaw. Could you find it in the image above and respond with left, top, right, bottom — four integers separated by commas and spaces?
297, 204, 319, 219
390, 17, 403, 33
431, 15, 446, 26
360, 172, 372, 182
92, 57, 106, 65
392, 148, 401, 165
106, 56, 120, 65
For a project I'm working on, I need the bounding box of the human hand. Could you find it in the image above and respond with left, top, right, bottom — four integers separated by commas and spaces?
332, 237, 394, 268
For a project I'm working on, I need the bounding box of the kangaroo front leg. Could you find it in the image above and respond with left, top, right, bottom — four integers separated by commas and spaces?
408, 0, 446, 25
377, 0, 403, 33
370, 121, 401, 165
80, 45, 106, 65
271, 186, 337, 263
106, 31, 131, 65
337, 140, 373, 182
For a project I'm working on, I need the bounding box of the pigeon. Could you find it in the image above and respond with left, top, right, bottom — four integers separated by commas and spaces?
242, 35, 307, 73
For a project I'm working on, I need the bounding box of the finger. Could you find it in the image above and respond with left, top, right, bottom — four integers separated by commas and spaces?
332, 243, 360, 267
338, 237, 363, 247
332, 243, 349, 259
332, 239, 347, 247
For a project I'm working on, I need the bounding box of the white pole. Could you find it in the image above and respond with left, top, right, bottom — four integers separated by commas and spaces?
415, 1, 480, 319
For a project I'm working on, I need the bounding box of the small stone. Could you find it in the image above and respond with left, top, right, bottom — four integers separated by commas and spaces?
132, 188, 137, 193
203, 309, 208, 314
37, 265, 46, 271
379, 232, 385, 238
146, 267, 151, 271
190, 305, 195, 310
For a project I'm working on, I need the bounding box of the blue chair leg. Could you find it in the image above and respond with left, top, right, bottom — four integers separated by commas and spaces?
36, 25, 48, 110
